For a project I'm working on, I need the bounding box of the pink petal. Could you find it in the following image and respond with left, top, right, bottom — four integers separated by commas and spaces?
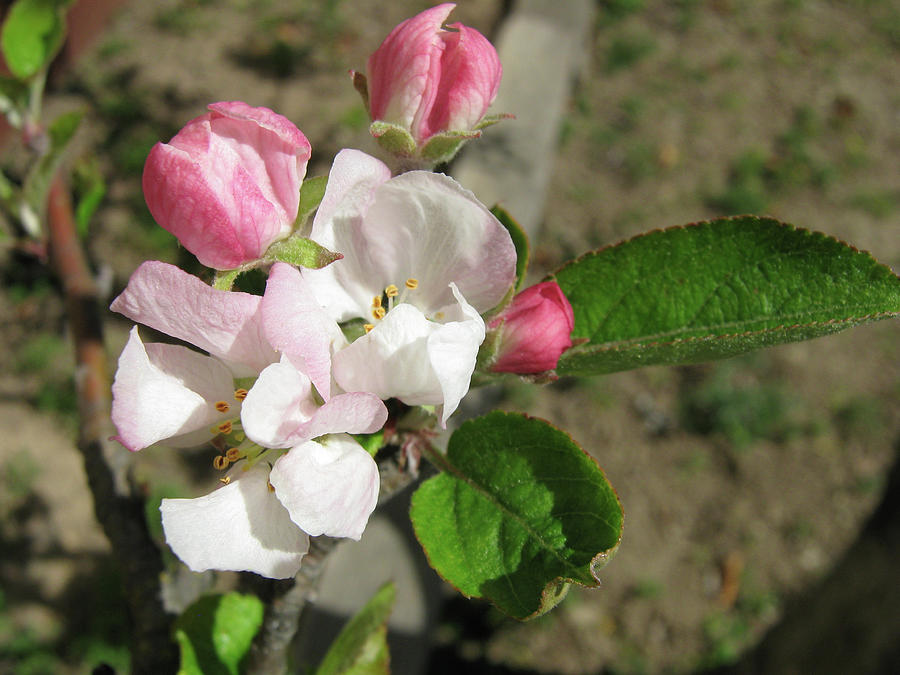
270, 436, 379, 540
160, 466, 309, 578
110, 261, 277, 376
367, 4, 456, 140
111, 327, 235, 451
262, 263, 346, 400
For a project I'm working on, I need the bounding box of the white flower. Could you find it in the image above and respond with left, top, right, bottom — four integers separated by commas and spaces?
300, 149, 517, 423
110, 261, 387, 578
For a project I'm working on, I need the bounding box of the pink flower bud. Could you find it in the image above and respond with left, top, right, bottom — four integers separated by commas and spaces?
366, 3, 502, 150
142, 101, 311, 270
489, 282, 575, 374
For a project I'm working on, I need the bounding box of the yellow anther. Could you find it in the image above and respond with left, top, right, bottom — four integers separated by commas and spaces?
267, 480, 276, 493
405, 278, 419, 290
217, 421, 233, 435
215, 400, 230, 413
364, 323, 375, 333
234, 388, 248, 401
219, 476, 232, 485
372, 295, 382, 309
372, 307, 386, 320
385, 284, 399, 298
434, 311, 445, 320
225, 448, 241, 462
213, 455, 230, 470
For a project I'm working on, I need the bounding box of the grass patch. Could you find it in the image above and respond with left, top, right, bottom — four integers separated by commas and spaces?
606, 32, 657, 72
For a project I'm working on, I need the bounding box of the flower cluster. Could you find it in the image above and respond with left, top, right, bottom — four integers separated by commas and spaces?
111, 5, 574, 579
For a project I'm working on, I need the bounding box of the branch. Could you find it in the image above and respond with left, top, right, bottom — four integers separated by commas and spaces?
46, 176, 178, 675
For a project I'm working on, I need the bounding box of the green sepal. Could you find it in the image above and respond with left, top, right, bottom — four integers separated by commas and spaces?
350, 70, 369, 114
263, 234, 343, 269
411, 412, 623, 620
370, 121, 417, 158
315, 582, 395, 675
552, 216, 900, 376
1, 0, 72, 81
474, 112, 514, 131
174, 592, 264, 675
420, 129, 480, 164
296, 174, 328, 230
491, 204, 530, 292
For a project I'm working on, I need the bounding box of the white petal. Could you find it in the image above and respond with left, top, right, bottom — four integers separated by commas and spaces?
332, 304, 441, 404
270, 435, 379, 540
428, 284, 486, 424
160, 466, 309, 578
305, 165, 516, 321
241, 359, 318, 449
111, 326, 235, 451
242, 358, 388, 449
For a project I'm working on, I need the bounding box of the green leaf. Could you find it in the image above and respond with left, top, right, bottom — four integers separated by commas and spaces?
411, 412, 623, 620
1, 0, 71, 80
72, 156, 106, 237
175, 592, 264, 675
264, 235, 342, 269
20, 109, 82, 235
351, 430, 385, 458
491, 204, 530, 292
552, 216, 900, 376
0, 75, 28, 124
315, 582, 395, 675
297, 174, 328, 228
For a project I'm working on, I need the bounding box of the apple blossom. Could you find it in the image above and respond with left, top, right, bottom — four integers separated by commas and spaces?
143, 101, 311, 270
488, 281, 574, 374
361, 3, 503, 162
110, 261, 388, 577
300, 149, 517, 423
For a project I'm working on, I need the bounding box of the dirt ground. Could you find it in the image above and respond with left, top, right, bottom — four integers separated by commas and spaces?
2, 1, 899, 673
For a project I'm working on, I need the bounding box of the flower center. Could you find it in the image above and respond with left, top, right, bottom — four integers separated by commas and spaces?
364, 277, 419, 332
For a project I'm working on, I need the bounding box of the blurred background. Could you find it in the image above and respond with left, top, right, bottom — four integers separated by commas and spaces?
1, 0, 898, 673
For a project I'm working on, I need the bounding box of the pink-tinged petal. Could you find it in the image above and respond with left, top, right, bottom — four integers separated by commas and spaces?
110, 261, 277, 376
111, 327, 235, 451
262, 263, 346, 400
270, 435, 379, 540
367, 4, 456, 139
242, 358, 387, 449
160, 466, 309, 578
489, 281, 574, 373
427, 284, 485, 424
425, 23, 502, 138
307, 166, 516, 319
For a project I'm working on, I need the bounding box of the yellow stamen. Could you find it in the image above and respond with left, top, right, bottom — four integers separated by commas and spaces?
217, 421, 233, 435
372, 295, 382, 309
405, 278, 419, 290
364, 323, 375, 333
219, 476, 232, 485
267, 480, 276, 493
215, 400, 230, 413
372, 307, 386, 320
213, 455, 230, 470
234, 388, 248, 401
385, 284, 399, 298
225, 448, 241, 462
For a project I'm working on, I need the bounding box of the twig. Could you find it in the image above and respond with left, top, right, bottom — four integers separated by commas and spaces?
46, 176, 178, 675
244, 535, 339, 675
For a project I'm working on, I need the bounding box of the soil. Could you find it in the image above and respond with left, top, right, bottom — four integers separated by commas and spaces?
2, 1, 898, 674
